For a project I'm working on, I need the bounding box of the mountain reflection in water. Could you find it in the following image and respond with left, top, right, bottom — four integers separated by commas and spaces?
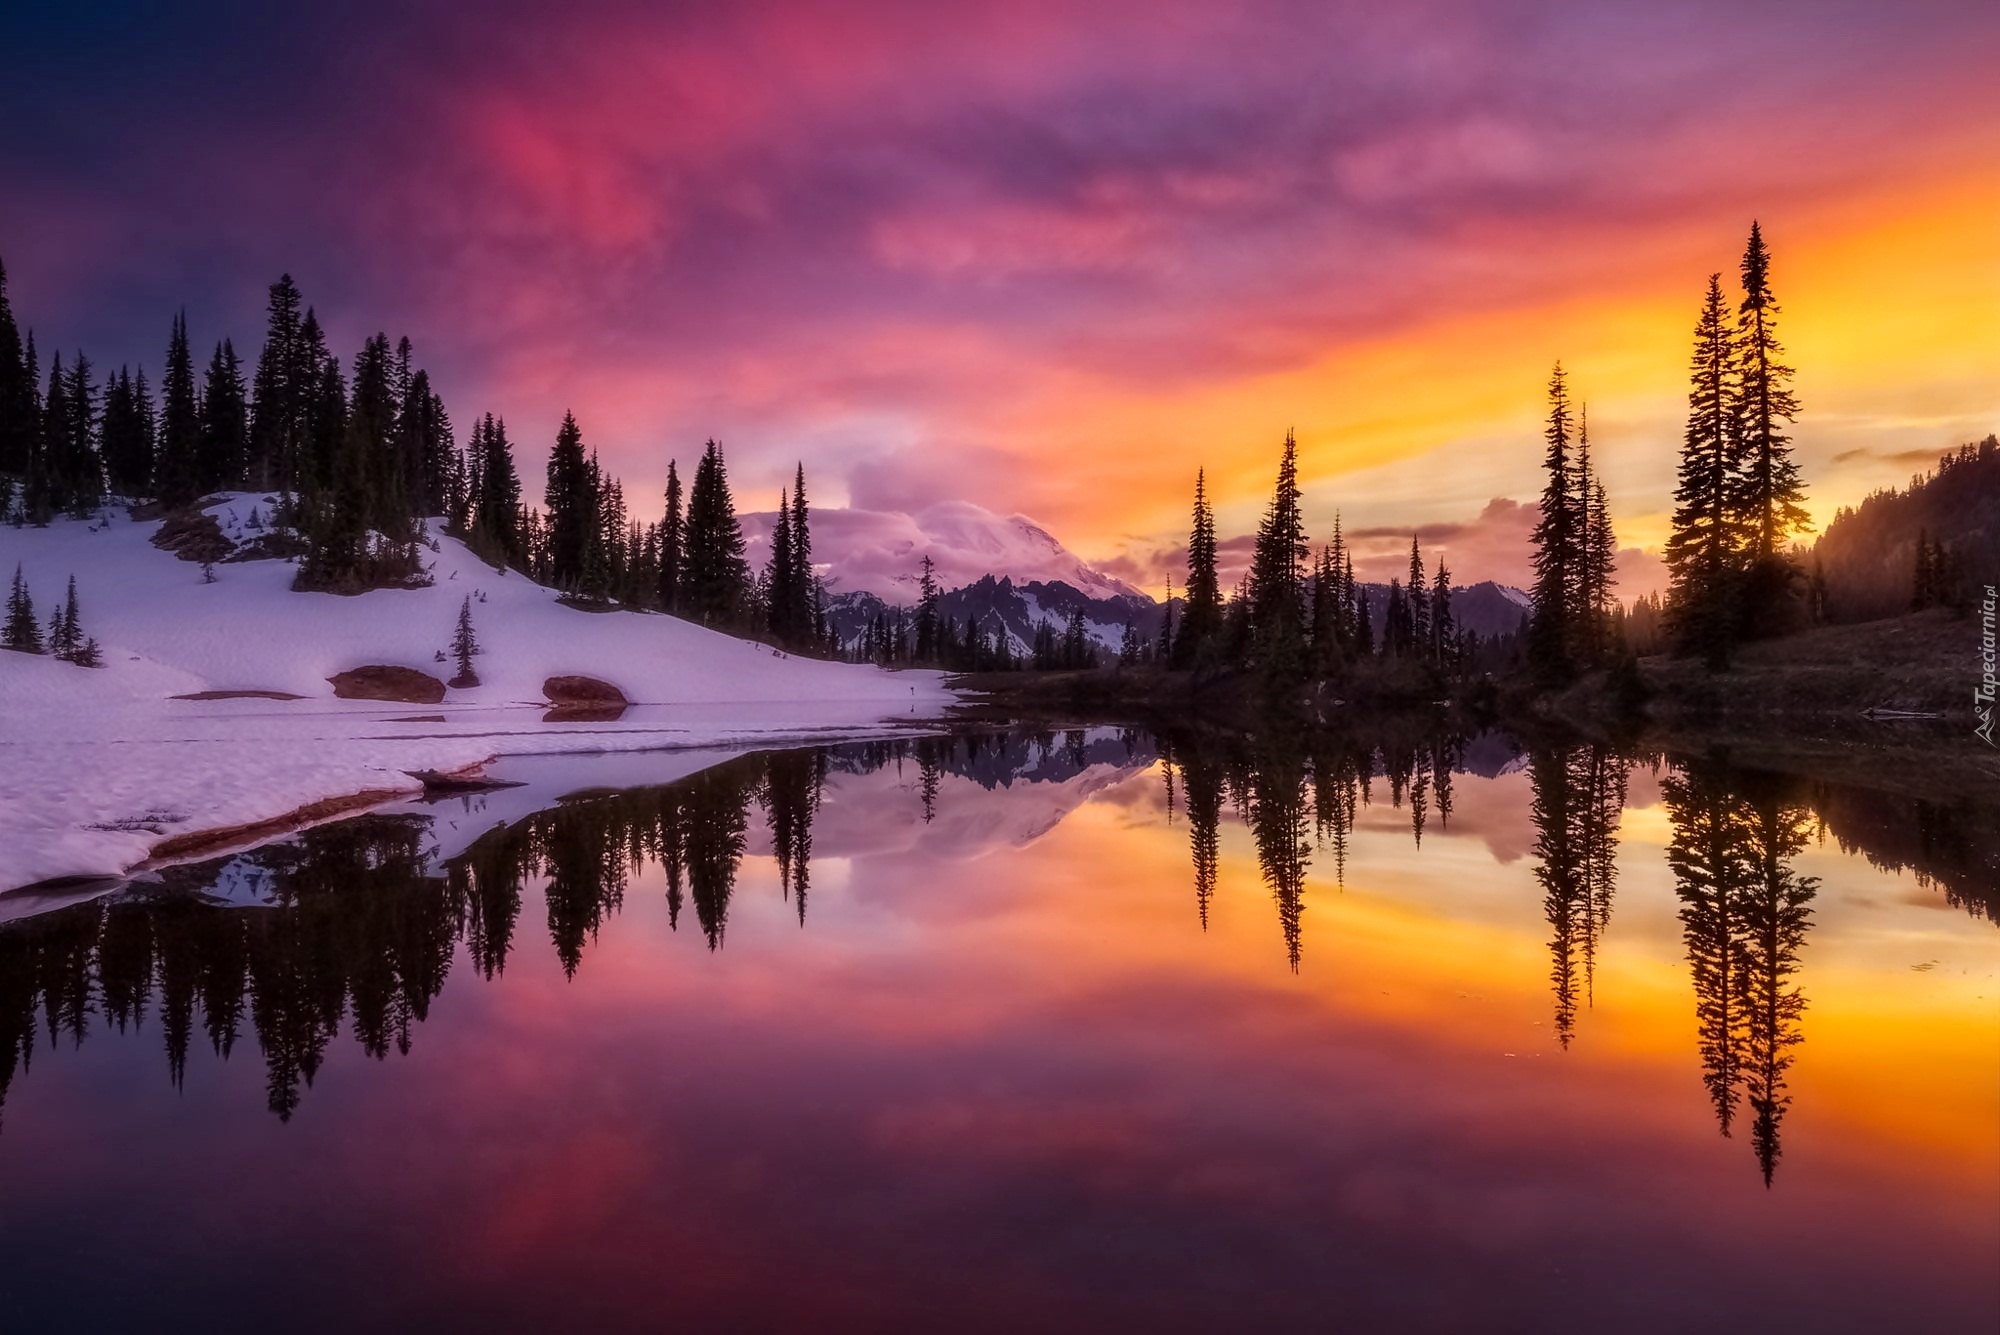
0, 724, 1994, 1333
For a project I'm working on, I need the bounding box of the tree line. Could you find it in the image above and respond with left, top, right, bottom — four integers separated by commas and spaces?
0, 261, 834, 654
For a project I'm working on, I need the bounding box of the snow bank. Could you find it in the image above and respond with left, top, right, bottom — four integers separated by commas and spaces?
0, 498, 953, 890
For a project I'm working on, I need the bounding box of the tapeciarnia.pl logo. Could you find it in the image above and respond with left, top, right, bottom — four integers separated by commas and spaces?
1977, 584, 1998, 747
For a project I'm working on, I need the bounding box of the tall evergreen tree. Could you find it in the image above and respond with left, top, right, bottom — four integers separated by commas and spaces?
1665, 273, 1742, 667
1247, 431, 1309, 685
0, 258, 37, 487
1406, 535, 1429, 660
544, 412, 591, 587
1175, 468, 1222, 667
657, 460, 683, 613
472, 414, 521, 563
345, 334, 403, 535
681, 440, 748, 626
198, 339, 248, 493
1730, 222, 1809, 632
765, 490, 794, 643
100, 366, 154, 497
155, 312, 202, 506
3, 563, 40, 653
1528, 363, 1580, 682
247, 274, 306, 491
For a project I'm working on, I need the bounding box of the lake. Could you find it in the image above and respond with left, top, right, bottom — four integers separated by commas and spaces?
0, 725, 1994, 1332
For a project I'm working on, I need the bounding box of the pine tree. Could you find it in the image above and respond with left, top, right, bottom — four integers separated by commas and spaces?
100, 366, 154, 497
789, 464, 813, 646
1528, 362, 1579, 682
1665, 274, 1742, 668
473, 414, 521, 563
48, 575, 82, 661
1247, 430, 1309, 685
657, 459, 684, 613
0, 256, 37, 484
1431, 558, 1454, 668
247, 274, 305, 491
1119, 620, 1142, 666
544, 412, 591, 587
1731, 222, 1809, 567
1729, 222, 1810, 640
1176, 468, 1222, 667
346, 334, 403, 536
1406, 535, 1429, 659
449, 595, 481, 688
914, 555, 941, 662
198, 339, 248, 493
765, 489, 793, 641
155, 312, 202, 506
1156, 572, 1176, 663
3, 563, 41, 653
681, 440, 748, 626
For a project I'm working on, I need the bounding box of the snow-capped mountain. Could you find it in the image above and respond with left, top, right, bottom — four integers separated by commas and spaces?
742, 500, 1144, 604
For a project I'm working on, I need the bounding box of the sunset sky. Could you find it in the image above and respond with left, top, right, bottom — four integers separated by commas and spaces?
1, 0, 1995, 596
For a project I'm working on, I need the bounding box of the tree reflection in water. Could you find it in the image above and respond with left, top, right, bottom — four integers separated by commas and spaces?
0, 725, 1981, 1193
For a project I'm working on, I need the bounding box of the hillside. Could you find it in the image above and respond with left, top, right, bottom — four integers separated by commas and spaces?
1813, 435, 1999, 622
0, 496, 951, 890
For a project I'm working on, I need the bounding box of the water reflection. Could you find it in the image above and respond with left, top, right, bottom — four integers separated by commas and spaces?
0, 723, 1988, 1181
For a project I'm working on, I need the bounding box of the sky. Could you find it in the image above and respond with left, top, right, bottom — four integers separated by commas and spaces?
1, 0, 1996, 598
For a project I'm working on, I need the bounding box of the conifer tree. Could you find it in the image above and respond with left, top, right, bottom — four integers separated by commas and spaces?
657, 460, 683, 613
1730, 222, 1809, 630
48, 574, 81, 661
248, 274, 305, 491
1528, 362, 1579, 682
449, 595, 481, 688
914, 555, 941, 662
3, 564, 41, 653
346, 334, 403, 535
1431, 558, 1454, 667
473, 414, 521, 563
100, 366, 154, 497
1157, 572, 1176, 663
544, 412, 591, 587
1247, 431, 1309, 685
1406, 535, 1429, 657
1665, 274, 1740, 666
765, 489, 793, 641
0, 257, 36, 484
198, 339, 248, 493
1175, 468, 1222, 667
681, 440, 748, 626
155, 312, 202, 506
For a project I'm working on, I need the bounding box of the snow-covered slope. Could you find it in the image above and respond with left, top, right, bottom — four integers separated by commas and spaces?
0, 498, 952, 891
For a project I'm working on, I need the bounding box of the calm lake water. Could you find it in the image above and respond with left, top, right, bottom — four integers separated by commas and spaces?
0, 725, 1995, 1332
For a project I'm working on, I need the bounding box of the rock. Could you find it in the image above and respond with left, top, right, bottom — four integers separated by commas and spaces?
328, 665, 447, 704
543, 674, 628, 706
543, 704, 629, 723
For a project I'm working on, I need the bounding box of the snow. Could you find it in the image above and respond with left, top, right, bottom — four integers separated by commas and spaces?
0, 498, 954, 892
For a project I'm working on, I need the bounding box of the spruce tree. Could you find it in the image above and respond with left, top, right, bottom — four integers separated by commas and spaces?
544, 411, 591, 587
155, 312, 202, 506
101, 366, 154, 497
914, 555, 941, 662
681, 440, 748, 626
765, 490, 794, 642
1528, 363, 1579, 682
1402, 536, 1428, 660
790, 463, 813, 644
1247, 430, 1309, 685
657, 459, 684, 613
1175, 468, 1222, 667
474, 414, 521, 563
1730, 222, 1809, 631
198, 339, 248, 493
48, 575, 81, 661
450, 595, 481, 688
1665, 275, 1743, 668
3, 564, 41, 653
1431, 559, 1454, 667
248, 274, 305, 491
0, 256, 36, 483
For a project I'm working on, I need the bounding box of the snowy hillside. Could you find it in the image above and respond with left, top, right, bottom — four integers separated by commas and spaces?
0, 497, 952, 891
